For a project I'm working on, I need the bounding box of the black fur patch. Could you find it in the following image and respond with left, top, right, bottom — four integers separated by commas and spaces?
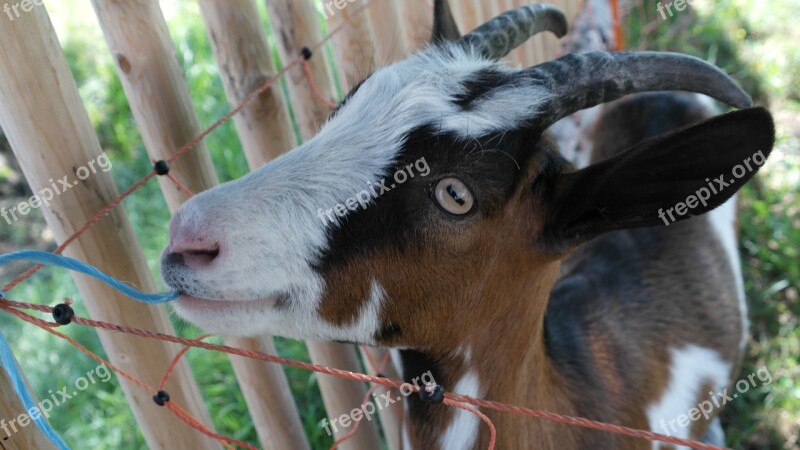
453, 69, 513, 111
313, 125, 545, 276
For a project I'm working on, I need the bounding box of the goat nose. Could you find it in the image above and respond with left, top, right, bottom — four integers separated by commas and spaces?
168, 225, 221, 268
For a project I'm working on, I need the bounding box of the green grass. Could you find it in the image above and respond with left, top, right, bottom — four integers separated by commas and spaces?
0, 0, 797, 449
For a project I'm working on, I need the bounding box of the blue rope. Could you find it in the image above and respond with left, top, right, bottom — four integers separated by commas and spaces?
0, 332, 71, 449
0, 250, 179, 304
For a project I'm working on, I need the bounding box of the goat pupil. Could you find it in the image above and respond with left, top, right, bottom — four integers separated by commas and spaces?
446, 184, 465, 206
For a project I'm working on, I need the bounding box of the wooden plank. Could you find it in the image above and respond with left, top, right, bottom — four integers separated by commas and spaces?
0, 5, 219, 449
265, 0, 337, 138
199, 0, 298, 168
197, 1, 320, 448
456, 0, 482, 32
399, 0, 433, 51
329, 0, 376, 89
0, 336, 58, 450
365, 0, 410, 65
326, 10, 405, 449
91, 2, 313, 449
263, 1, 384, 448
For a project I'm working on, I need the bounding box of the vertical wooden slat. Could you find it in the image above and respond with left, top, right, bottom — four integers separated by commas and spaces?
0, 5, 219, 450
198, 0, 297, 168
263, 1, 383, 448
90, 2, 310, 450
326, 10, 404, 449
328, 0, 376, 89
90, 0, 217, 209
399, 0, 433, 51
359, 347, 403, 450
365, 0, 409, 65
265, 0, 336, 138
196, 1, 316, 448
0, 342, 57, 450
456, 0, 481, 32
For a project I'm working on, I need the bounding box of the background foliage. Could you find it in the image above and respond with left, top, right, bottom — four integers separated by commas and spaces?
0, 0, 797, 448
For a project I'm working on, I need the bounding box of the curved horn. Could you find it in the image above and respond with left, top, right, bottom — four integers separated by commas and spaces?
458, 4, 567, 60
524, 51, 753, 129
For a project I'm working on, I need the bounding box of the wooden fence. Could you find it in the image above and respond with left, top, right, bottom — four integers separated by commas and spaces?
0, 1, 581, 448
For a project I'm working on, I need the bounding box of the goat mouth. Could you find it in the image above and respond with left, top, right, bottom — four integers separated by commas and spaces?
175, 294, 285, 312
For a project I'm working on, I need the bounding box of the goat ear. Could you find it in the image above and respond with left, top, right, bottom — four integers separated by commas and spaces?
431, 0, 461, 43
542, 107, 775, 250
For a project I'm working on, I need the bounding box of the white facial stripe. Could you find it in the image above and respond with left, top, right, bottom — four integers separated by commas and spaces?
646, 345, 732, 449
340, 44, 551, 140
440, 370, 482, 449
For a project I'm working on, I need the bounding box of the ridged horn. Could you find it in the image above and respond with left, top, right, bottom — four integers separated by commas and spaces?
457, 4, 567, 60
522, 51, 753, 129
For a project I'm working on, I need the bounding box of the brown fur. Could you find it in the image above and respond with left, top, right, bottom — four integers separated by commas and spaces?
314, 95, 750, 449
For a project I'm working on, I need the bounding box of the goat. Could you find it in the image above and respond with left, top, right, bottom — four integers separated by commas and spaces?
161, 2, 776, 449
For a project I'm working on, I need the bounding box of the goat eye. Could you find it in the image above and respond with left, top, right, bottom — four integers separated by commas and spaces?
432, 178, 474, 215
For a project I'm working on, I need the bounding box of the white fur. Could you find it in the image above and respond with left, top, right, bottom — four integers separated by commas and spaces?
439, 370, 482, 449
646, 345, 732, 449
167, 44, 548, 340
707, 196, 748, 348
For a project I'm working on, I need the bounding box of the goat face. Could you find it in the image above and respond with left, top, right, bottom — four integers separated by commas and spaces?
161, 4, 774, 346
161, 45, 562, 343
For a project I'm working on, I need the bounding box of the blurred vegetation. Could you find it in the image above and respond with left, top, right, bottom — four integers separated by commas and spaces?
0, 1, 332, 448
0, 0, 796, 449
626, 1, 800, 448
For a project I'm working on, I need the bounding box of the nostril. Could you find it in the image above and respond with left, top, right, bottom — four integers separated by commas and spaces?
185, 248, 220, 258
184, 247, 220, 264
178, 246, 220, 268
168, 242, 221, 268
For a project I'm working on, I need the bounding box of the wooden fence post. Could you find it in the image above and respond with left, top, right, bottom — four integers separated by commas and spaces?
264, 0, 337, 138
328, 1, 376, 90
265, 1, 386, 448
365, 0, 409, 64
198, 0, 297, 168
0, 5, 218, 449
457, 0, 482, 32
326, 8, 405, 449
197, 0, 318, 448
89, 1, 314, 449
0, 335, 58, 450
398, 0, 433, 51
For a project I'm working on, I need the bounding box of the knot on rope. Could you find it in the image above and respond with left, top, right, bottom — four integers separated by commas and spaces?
52, 302, 75, 325
419, 383, 445, 404
153, 390, 170, 406
153, 160, 170, 176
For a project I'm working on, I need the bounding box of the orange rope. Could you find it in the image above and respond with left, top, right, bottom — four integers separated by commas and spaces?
610, 0, 624, 50
445, 399, 497, 449
0, 297, 729, 450
303, 60, 338, 109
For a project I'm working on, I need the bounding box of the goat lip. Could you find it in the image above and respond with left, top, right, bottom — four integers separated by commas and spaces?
175, 294, 280, 311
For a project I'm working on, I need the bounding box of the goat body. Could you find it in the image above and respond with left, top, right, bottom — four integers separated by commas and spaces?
161, 3, 775, 449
